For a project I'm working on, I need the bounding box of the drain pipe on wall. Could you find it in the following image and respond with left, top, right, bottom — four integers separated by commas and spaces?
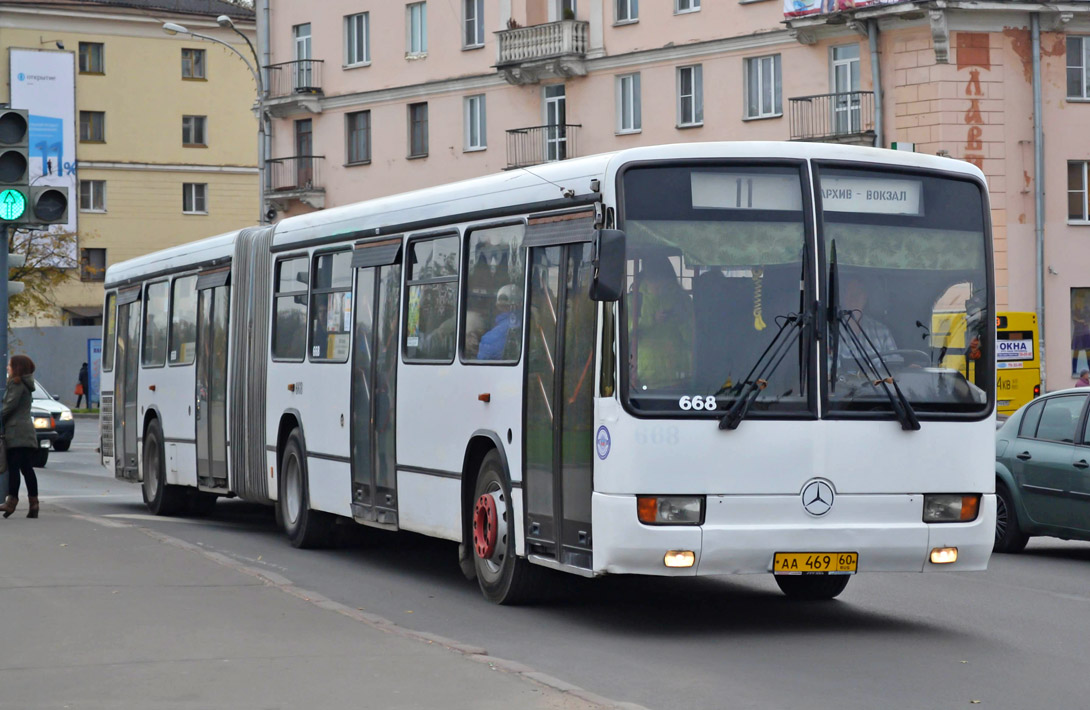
868, 19, 884, 149
1032, 13, 1047, 390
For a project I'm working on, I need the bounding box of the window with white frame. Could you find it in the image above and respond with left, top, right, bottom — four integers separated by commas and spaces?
676, 0, 700, 13
616, 0, 638, 22
677, 65, 703, 127
182, 183, 208, 214
407, 2, 427, 55
1068, 36, 1090, 100
745, 54, 782, 119
1070, 161, 1089, 222
346, 110, 371, 164
79, 180, 106, 212
464, 0, 484, 48
345, 12, 370, 66
616, 73, 641, 133
182, 115, 207, 146
464, 95, 486, 150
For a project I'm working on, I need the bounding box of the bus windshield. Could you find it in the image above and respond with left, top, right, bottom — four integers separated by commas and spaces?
620, 164, 811, 416
820, 166, 991, 416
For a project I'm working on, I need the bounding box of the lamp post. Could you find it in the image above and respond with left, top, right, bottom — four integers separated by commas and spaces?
163, 19, 268, 225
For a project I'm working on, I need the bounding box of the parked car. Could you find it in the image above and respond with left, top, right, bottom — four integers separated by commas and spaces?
31, 381, 74, 451
994, 387, 1090, 552
30, 407, 56, 467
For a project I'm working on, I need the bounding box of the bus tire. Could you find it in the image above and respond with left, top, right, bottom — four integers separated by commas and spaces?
471, 450, 541, 605
278, 428, 334, 549
774, 575, 850, 601
142, 420, 186, 516
994, 483, 1029, 553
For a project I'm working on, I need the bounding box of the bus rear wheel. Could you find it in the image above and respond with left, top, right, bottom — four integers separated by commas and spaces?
774, 575, 850, 601
472, 450, 541, 605
142, 419, 187, 516
278, 428, 334, 549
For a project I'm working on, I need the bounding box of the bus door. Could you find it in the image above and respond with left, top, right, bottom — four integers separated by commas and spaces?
114, 286, 141, 481
350, 240, 402, 527
523, 234, 596, 570
195, 271, 230, 491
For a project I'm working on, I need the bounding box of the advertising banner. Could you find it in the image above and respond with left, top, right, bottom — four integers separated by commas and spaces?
9, 48, 78, 265
784, 0, 908, 18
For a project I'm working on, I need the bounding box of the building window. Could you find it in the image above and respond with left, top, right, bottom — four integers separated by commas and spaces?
309, 251, 353, 362
675, 0, 700, 13
80, 248, 106, 282
182, 183, 207, 214
79, 180, 106, 212
346, 110, 372, 164
616, 0, 638, 22
345, 12, 370, 66
182, 48, 206, 79
182, 115, 207, 146
79, 111, 105, 142
404, 235, 460, 363
407, 2, 428, 56
677, 65, 703, 127
273, 257, 309, 361
408, 102, 429, 157
464, 0, 484, 48
464, 95, 486, 151
1068, 36, 1090, 100
1070, 161, 1089, 222
745, 54, 782, 119
79, 42, 104, 74
169, 275, 198, 365
616, 73, 641, 133
549, 0, 577, 21
1073, 288, 1090, 377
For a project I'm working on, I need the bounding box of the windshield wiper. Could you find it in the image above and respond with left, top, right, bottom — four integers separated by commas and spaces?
719, 311, 808, 430
835, 311, 921, 431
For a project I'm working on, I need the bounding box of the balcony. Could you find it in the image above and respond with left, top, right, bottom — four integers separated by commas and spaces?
263, 60, 324, 117
506, 124, 581, 169
267, 155, 325, 210
495, 20, 588, 85
789, 91, 876, 145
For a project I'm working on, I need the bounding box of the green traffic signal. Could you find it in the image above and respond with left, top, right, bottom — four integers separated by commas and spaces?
0, 188, 26, 221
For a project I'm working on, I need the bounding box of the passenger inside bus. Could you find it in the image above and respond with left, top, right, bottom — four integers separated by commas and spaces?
836, 273, 897, 371
477, 285, 521, 360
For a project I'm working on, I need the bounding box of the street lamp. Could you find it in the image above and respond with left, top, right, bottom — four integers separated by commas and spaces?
162, 20, 269, 225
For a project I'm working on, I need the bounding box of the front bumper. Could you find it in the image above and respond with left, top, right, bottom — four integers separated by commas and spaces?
54, 419, 75, 442
591, 492, 994, 576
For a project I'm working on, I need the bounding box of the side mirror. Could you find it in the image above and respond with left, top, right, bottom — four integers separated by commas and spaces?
589, 229, 625, 302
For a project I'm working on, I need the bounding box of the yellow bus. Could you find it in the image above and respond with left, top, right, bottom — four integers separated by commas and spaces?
930, 311, 1039, 417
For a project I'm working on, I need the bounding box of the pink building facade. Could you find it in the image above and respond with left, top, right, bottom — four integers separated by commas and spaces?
260, 0, 1090, 391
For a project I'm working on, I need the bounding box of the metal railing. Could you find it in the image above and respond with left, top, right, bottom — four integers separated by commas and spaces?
506, 124, 581, 169
789, 91, 875, 142
496, 20, 588, 65
264, 59, 324, 97
267, 156, 324, 192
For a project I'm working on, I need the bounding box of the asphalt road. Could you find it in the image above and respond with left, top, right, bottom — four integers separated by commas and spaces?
37, 421, 1090, 710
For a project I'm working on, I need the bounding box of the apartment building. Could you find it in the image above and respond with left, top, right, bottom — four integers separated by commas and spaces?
260, 0, 1089, 389
0, 0, 258, 325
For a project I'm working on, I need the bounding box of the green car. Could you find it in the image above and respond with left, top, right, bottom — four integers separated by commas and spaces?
994, 388, 1090, 552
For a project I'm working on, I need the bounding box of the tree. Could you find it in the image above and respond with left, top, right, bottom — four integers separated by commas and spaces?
8, 226, 82, 322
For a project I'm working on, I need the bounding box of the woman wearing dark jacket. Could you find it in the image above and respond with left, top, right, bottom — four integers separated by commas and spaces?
0, 355, 41, 518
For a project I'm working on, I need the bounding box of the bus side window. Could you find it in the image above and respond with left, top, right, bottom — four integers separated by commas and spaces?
404, 235, 460, 363
142, 281, 170, 368
169, 275, 198, 365
103, 292, 117, 372
309, 250, 353, 363
273, 256, 310, 361
462, 224, 525, 364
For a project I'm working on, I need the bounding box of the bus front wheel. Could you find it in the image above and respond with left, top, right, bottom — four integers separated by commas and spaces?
142, 419, 187, 516
278, 428, 334, 549
774, 575, 850, 601
472, 450, 541, 605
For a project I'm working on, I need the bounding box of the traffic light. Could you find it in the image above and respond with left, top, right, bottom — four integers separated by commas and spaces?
29, 185, 68, 224
7, 252, 25, 296
0, 109, 29, 224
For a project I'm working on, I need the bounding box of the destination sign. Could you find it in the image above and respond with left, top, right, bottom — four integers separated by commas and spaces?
819, 177, 923, 216
690, 172, 803, 211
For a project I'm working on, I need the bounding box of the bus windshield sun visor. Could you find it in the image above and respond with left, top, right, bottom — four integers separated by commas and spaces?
828, 241, 921, 432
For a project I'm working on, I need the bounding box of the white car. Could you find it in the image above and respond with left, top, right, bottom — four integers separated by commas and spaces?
31, 381, 75, 451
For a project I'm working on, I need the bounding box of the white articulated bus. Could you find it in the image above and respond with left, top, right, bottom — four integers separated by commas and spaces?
100, 142, 996, 603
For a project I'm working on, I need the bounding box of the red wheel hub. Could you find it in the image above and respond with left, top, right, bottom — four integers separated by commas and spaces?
473, 493, 498, 559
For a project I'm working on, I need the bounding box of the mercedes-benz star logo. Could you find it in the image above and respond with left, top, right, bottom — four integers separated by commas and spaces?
801, 479, 835, 517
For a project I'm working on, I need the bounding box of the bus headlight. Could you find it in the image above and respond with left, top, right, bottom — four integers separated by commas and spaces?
33, 417, 52, 429
60, 411, 73, 421
637, 496, 704, 525
923, 494, 980, 523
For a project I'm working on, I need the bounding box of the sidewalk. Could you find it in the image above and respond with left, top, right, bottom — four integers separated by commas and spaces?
0, 505, 617, 710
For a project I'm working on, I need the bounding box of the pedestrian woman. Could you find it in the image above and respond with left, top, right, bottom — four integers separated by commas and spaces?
76, 361, 88, 408
0, 355, 41, 518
